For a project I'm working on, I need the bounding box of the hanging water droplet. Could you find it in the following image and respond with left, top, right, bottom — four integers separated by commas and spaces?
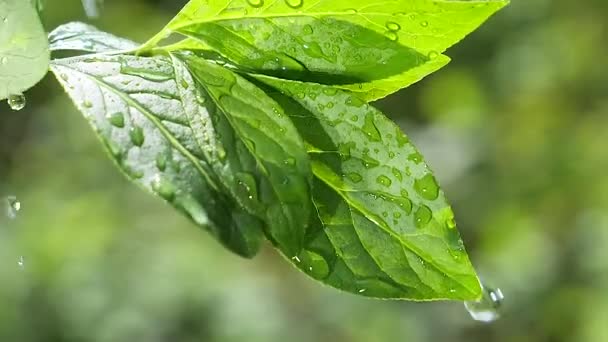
5, 196, 21, 219
464, 285, 504, 323
17, 256, 25, 269
284, 0, 303, 9
7, 94, 26, 111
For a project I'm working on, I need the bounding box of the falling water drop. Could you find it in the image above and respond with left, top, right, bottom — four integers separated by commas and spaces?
464, 284, 504, 323
7, 94, 26, 111
5, 196, 21, 219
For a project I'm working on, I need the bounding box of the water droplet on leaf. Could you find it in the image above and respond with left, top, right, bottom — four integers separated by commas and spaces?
414, 205, 432, 228
108, 112, 125, 128
284, 0, 303, 9
247, 0, 264, 8
130, 126, 145, 147
414, 174, 439, 200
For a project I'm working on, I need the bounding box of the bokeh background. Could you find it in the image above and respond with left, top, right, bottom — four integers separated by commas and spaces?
1, 0, 607, 341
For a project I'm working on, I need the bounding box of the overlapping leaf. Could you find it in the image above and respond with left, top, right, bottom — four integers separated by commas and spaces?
255, 75, 481, 299
143, 0, 508, 100
0, 0, 49, 100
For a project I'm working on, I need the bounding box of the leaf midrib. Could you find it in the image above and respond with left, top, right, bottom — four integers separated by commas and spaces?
53, 61, 220, 192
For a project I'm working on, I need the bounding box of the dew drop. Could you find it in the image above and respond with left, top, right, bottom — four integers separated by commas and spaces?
420, 21, 429, 27
284, 157, 296, 166
414, 174, 439, 200
302, 24, 313, 35
376, 175, 392, 187
247, 0, 264, 8
407, 152, 423, 164
385, 31, 399, 41
156, 154, 168, 171
152, 175, 177, 200
83, 100, 93, 108
0, 56, 8, 65
284, 0, 303, 9
108, 112, 125, 128
7, 94, 26, 111
386, 21, 401, 31
362, 113, 382, 142
428, 51, 439, 59
414, 205, 432, 228
346, 173, 363, 183
130, 126, 145, 147
464, 285, 504, 323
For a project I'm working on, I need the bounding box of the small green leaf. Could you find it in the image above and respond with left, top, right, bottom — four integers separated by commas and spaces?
256, 75, 481, 300
172, 53, 313, 257
149, 0, 508, 100
0, 0, 50, 100
51, 54, 267, 258
49, 22, 138, 53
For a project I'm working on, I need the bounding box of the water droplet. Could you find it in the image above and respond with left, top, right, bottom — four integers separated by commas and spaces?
17, 256, 25, 269
284, 157, 296, 166
465, 285, 504, 323
420, 21, 429, 27
292, 256, 301, 263
407, 152, 423, 164
358, 289, 366, 293
108, 112, 125, 128
0, 56, 7, 65
130, 126, 145, 147
152, 175, 177, 200
236, 172, 258, 201
428, 51, 439, 59
326, 101, 334, 109
414, 174, 439, 200
446, 211, 457, 229
391, 168, 403, 182
347, 173, 363, 183
5, 196, 21, 219
414, 205, 432, 228
247, 0, 264, 8
297, 250, 329, 279
285, 0, 303, 9
302, 24, 313, 35
376, 175, 392, 187
362, 113, 382, 142
323, 88, 338, 96
180, 79, 189, 89
386, 21, 401, 31
346, 8, 358, 14
156, 154, 168, 171
385, 31, 398, 41
7, 94, 26, 111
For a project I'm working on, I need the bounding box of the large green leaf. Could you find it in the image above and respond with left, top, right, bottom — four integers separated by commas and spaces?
255, 75, 481, 300
51, 54, 268, 258
0, 0, 50, 100
144, 0, 507, 101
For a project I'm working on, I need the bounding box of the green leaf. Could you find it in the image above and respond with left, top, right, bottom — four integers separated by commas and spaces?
49, 22, 138, 53
50, 54, 267, 258
0, 0, 50, 100
173, 52, 312, 257
148, 0, 507, 100
255, 75, 481, 300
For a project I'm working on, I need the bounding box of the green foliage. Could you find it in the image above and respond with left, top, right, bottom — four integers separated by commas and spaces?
0, 0, 49, 100
5, 0, 508, 301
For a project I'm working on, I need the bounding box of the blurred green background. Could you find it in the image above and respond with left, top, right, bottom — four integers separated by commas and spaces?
1, 0, 607, 341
